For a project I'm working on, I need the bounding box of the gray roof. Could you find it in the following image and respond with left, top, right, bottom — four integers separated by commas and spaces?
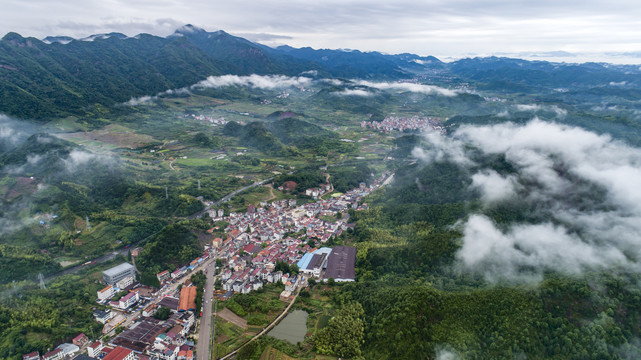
307, 253, 326, 270
103, 263, 134, 277
324, 246, 356, 280
73, 355, 97, 360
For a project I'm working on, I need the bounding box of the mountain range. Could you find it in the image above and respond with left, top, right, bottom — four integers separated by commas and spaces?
2, 24, 641, 120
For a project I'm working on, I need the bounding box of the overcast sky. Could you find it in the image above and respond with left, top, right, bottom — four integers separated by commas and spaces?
2, 0, 641, 63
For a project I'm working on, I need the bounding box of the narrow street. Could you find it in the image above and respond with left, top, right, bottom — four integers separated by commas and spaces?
196, 259, 218, 360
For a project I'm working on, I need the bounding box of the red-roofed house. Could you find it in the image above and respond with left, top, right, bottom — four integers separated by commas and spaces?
157, 270, 170, 283
72, 333, 89, 347
243, 244, 256, 254
97, 285, 115, 301
88, 341, 104, 358
103, 346, 134, 360
42, 348, 63, 360
22, 351, 39, 360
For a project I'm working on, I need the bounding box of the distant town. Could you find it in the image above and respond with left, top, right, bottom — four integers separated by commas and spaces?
361, 115, 446, 134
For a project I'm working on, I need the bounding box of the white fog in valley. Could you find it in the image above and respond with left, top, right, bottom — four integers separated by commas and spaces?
415, 119, 641, 282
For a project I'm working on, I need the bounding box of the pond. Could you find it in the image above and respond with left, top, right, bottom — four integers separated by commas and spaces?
267, 310, 308, 344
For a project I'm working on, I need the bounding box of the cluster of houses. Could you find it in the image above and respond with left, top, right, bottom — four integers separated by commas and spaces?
361, 115, 446, 134
206, 175, 393, 299
108, 311, 196, 359
185, 113, 227, 126
23, 334, 91, 360
23, 172, 392, 360
30, 341, 193, 360
156, 251, 212, 287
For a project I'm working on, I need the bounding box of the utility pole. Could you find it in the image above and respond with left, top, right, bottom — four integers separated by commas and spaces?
165, 186, 169, 199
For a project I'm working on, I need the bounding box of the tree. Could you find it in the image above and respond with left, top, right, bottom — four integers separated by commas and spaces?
308, 278, 317, 288
154, 307, 171, 320
314, 303, 364, 358
290, 264, 299, 275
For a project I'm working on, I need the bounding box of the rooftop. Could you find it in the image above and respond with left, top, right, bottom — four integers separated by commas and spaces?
102, 346, 132, 360
324, 246, 356, 281
103, 263, 134, 277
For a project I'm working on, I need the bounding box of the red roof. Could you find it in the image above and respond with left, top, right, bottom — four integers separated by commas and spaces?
283, 181, 297, 191
73, 333, 87, 342
178, 286, 197, 311
43, 349, 62, 359
89, 341, 102, 349
23, 351, 39, 360
103, 346, 132, 360
243, 244, 255, 253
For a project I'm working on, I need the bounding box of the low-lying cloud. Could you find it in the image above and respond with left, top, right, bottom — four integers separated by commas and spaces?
0, 114, 37, 151
356, 80, 460, 97
124, 75, 465, 105
192, 74, 312, 90
333, 88, 372, 96
512, 104, 568, 117
125, 74, 313, 105
417, 119, 641, 282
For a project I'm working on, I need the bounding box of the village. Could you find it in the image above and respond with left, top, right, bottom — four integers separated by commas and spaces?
24, 172, 393, 360
361, 115, 446, 134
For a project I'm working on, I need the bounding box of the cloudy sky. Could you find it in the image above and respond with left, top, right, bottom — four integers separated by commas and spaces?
2, 0, 641, 63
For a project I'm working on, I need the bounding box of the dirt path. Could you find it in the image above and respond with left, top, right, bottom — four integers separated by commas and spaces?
217, 308, 248, 330
264, 184, 276, 202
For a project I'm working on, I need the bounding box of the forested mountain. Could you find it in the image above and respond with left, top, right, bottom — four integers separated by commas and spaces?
169, 25, 323, 76
3, 24, 641, 121
0, 32, 231, 119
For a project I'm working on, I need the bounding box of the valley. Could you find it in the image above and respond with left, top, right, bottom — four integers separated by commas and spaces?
2, 25, 641, 360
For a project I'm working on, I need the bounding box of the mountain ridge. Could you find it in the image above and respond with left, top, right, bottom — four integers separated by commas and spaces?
2, 25, 641, 120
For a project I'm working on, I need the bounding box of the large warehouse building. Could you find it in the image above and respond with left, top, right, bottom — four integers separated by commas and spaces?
323, 246, 356, 282
102, 263, 136, 285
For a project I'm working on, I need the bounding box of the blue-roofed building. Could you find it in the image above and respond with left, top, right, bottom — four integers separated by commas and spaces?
313, 247, 333, 256
297, 253, 314, 270
298, 251, 328, 278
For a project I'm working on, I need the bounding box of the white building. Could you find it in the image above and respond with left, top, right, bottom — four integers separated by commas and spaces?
97, 285, 115, 301
87, 341, 104, 358
116, 276, 134, 289
103, 263, 136, 285
117, 291, 139, 310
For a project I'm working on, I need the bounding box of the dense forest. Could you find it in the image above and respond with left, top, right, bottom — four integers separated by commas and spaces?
325, 137, 641, 359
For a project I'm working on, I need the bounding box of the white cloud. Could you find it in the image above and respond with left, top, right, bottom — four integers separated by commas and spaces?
333, 89, 372, 96
356, 80, 460, 97
470, 170, 517, 203
514, 104, 567, 117
458, 215, 628, 283
124, 74, 312, 106
192, 74, 312, 90
416, 119, 641, 282
125, 95, 156, 106
62, 149, 116, 172
323, 78, 343, 86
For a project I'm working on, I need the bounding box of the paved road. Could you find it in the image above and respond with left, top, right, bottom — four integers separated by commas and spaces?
219, 286, 301, 360
197, 259, 218, 360
188, 177, 274, 220
45, 248, 129, 282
